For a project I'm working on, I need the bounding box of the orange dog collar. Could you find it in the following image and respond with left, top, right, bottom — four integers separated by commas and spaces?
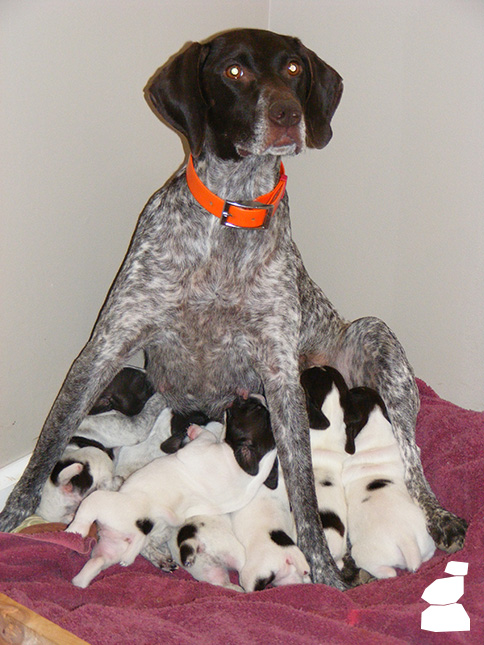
186, 155, 287, 229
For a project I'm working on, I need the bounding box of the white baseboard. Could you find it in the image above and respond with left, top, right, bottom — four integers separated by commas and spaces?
0, 454, 31, 512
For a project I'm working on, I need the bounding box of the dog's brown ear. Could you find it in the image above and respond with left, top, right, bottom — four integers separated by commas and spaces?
145, 42, 209, 157
299, 43, 343, 149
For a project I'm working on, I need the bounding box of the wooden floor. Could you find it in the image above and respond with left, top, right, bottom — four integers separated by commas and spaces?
0, 593, 89, 644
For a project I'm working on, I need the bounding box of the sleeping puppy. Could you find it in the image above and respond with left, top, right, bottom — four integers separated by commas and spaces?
36, 366, 156, 522
231, 466, 311, 591
67, 397, 277, 588
300, 366, 350, 567
36, 437, 119, 523
169, 515, 245, 591
342, 386, 436, 578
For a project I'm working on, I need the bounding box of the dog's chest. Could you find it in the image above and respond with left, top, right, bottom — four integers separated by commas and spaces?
138, 187, 299, 413
144, 254, 286, 413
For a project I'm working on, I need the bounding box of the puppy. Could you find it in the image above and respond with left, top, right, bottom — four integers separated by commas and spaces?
36, 437, 119, 523
169, 515, 245, 591
67, 398, 276, 587
342, 387, 436, 578
88, 366, 155, 416
231, 467, 310, 591
114, 408, 211, 478
37, 367, 156, 522
300, 366, 350, 567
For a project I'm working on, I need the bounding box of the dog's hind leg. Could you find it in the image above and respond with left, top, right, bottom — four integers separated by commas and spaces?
331, 316, 467, 553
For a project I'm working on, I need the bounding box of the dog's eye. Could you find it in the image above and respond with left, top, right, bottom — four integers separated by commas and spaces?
287, 61, 302, 76
225, 64, 244, 80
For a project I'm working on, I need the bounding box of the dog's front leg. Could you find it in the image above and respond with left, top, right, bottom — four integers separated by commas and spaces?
0, 337, 143, 531
262, 373, 347, 589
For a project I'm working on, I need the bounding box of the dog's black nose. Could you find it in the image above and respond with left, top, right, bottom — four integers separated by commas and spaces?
268, 99, 302, 128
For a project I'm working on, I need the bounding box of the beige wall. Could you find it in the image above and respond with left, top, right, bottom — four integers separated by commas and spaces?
270, 0, 484, 411
1, 1, 482, 467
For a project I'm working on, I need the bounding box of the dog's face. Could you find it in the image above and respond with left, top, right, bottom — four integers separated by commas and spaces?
146, 28, 343, 160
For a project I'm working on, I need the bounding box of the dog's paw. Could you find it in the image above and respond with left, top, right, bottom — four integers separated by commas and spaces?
429, 511, 468, 553
159, 556, 178, 572
141, 539, 178, 571
180, 542, 198, 567
340, 553, 375, 587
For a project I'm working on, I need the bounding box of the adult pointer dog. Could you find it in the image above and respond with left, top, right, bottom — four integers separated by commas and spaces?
0, 29, 466, 587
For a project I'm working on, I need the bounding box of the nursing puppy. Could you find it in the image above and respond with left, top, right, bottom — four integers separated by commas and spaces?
114, 408, 210, 479
67, 397, 277, 587
300, 366, 349, 567
169, 515, 245, 591
342, 387, 436, 578
230, 394, 310, 592
231, 467, 311, 591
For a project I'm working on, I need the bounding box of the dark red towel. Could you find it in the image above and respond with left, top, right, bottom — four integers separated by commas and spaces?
1, 380, 483, 644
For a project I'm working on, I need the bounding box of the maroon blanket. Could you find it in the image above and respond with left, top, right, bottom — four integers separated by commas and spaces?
1, 380, 483, 644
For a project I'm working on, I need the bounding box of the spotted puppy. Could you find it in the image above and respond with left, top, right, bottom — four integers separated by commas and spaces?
36, 366, 154, 522
300, 366, 350, 568
342, 387, 436, 578
231, 467, 310, 591
169, 515, 245, 591
166, 396, 274, 591
114, 408, 210, 478
67, 397, 276, 587
36, 437, 119, 523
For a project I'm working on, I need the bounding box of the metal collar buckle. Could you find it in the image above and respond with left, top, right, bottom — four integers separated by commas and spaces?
221, 200, 274, 229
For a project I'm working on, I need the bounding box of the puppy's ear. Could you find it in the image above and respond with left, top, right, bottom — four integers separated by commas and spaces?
263, 456, 279, 489
307, 400, 330, 430
160, 434, 186, 454
234, 444, 259, 476
145, 42, 209, 157
298, 42, 343, 149
344, 423, 359, 455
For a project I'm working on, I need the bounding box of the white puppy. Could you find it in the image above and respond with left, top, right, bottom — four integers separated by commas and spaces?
342, 386, 435, 578
67, 397, 276, 588
169, 515, 245, 591
231, 468, 310, 591
114, 408, 210, 478
37, 366, 158, 522
36, 438, 119, 523
300, 366, 350, 567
